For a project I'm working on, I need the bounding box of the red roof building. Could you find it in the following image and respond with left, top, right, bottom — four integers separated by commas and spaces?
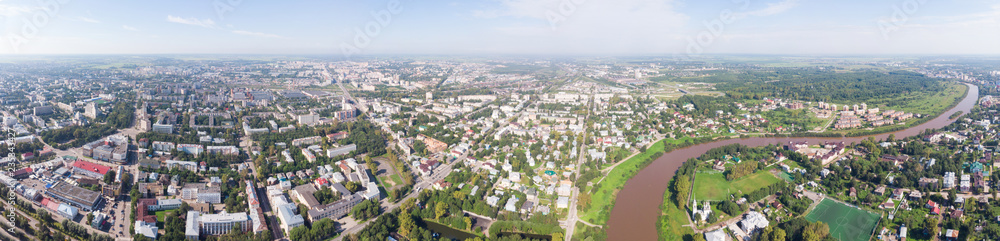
72, 160, 111, 178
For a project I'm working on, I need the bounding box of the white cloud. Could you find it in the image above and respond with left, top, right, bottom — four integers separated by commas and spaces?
0, 4, 32, 17
166, 15, 216, 28
734, 0, 799, 19
78, 17, 100, 23
232, 30, 284, 39
122, 25, 138, 31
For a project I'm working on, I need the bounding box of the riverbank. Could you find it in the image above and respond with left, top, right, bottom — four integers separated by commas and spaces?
603, 83, 978, 240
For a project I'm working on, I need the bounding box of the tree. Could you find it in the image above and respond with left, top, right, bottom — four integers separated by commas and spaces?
803, 221, 830, 241
692, 234, 706, 241
345, 182, 361, 193
104, 170, 117, 184
707, 213, 718, 224
923, 217, 939, 234
772, 228, 787, 241
435, 202, 448, 219
398, 213, 416, 237
551, 232, 564, 241
674, 175, 691, 208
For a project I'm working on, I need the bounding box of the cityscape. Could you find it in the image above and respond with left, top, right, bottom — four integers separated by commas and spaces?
1, 1, 1000, 241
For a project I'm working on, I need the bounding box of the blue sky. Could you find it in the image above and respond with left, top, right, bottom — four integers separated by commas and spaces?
0, 0, 997, 55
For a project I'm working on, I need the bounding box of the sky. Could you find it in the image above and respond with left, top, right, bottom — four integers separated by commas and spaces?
0, 0, 997, 56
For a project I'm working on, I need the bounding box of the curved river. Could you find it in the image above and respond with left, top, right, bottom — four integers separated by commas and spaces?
605, 84, 978, 240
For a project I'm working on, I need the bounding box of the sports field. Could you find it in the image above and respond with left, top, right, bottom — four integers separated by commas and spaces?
693, 170, 781, 201
805, 198, 880, 241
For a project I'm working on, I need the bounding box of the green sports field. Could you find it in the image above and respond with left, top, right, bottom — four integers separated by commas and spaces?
805, 198, 880, 241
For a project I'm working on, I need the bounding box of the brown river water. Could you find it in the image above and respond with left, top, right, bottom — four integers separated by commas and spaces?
605, 84, 978, 240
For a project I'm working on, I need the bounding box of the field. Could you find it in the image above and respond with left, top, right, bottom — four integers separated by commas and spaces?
692, 170, 781, 201
155, 210, 168, 223
579, 140, 665, 225
656, 198, 694, 241
805, 198, 880, 241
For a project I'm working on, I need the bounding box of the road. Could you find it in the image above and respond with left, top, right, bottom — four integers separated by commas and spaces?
562, 94, 594, 241
329, 67, 368, 113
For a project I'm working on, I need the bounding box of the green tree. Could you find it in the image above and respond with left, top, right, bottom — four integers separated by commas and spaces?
104, 170, 117, 184
435, 202, 448, 219
398, 213, 415, 237
772, 228, 787, 241
803, 221, 830, 241
551, 232, 564, 241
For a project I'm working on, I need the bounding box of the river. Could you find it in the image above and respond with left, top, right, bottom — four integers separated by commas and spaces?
605, 84, 978, 240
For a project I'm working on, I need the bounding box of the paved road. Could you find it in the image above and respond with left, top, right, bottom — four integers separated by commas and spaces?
563, 95, 594, 241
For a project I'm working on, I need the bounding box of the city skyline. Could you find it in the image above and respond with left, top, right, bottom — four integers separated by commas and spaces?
0, 0, 996, 55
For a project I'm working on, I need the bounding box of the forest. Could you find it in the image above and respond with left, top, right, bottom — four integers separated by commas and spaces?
714, 69, 944, 106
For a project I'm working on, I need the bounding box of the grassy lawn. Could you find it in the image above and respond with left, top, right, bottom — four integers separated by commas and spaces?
155, 210, 168, 223
657, 191, 694, 241
692, 171, 730, 201
693, 171, 781, 201
390, 174, 403, 185
580, 140, 666, 225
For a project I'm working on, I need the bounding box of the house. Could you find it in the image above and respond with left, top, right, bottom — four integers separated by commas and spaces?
943, 172, 957, 189
704, 228, 727, 241
892, 189, 905, 199
918, 177, 939, 189
738, 211, 769, 234
556, 196, 569, 209
712, 161, 726, 172
927, 200, 941, 215
960, 174, 971, 193
944, 229, 959, 240
908, 190, 923, 200
874, 185, 886, 196
949, 210, 963, 219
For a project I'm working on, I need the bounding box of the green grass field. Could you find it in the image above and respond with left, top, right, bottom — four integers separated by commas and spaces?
580, 140, 666, 225
656, 199, 694, 241
155, 210, 168, 223
805, 198, 880, 241
692, 170, 781, 201
390, 174, 403, 185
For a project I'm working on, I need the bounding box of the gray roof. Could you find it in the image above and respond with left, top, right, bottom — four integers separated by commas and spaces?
185, 211, 200, 237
